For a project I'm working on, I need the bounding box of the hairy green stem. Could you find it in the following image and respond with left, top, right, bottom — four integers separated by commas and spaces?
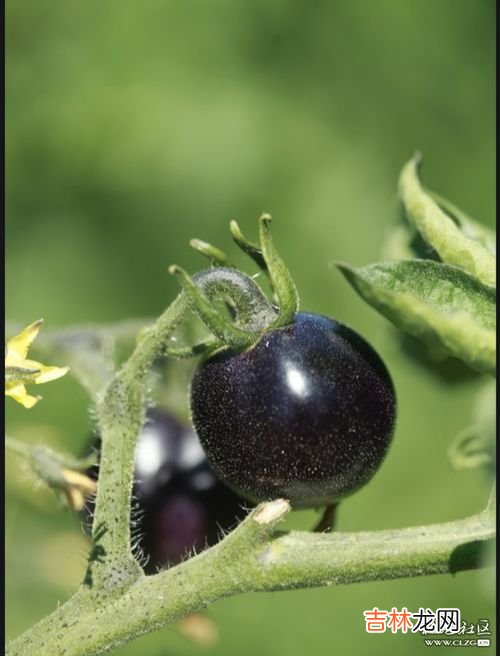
5, 435, 32, 458
87, 293, 190, 590
6, 435, 96, 471
9, 500, 495, 656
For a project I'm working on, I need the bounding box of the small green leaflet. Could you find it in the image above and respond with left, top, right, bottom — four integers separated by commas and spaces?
337, 260, 496, 375
398, 155, 496, 287
448, 379, 496, 472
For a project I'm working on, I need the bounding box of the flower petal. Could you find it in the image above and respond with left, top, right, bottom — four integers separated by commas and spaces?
5, 383, 41, 408
34, 365, 70, 384
5, 320, 69, 408
6, 319, 44, 359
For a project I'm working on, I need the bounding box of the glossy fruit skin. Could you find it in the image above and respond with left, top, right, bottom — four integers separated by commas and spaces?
190, 312, 396, 508
85, 409, 247, 573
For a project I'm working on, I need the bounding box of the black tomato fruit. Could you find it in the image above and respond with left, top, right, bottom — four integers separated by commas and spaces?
190, 312, 396, 508
84, 408, 248, 573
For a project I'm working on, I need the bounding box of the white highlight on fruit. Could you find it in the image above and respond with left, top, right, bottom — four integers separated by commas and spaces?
285, 364, 309, 399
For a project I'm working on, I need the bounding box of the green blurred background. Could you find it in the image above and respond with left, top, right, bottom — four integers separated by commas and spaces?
5, 1, 495, 654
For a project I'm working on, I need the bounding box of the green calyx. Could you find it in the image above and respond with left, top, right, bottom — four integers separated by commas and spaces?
169, 215, 299, 352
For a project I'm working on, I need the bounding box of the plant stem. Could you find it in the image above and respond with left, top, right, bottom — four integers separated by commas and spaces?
9, 500, 495, 656
313, 503, 338, 533
87, 293, 190, 590
5, 435, 31, 458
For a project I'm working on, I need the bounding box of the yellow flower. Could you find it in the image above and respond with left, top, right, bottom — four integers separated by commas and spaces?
5, 319, 69, 408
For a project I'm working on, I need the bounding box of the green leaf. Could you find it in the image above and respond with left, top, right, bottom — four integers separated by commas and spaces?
398, 154, 496, 287
428, 190, 496, 257
337, 259, 496, 375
